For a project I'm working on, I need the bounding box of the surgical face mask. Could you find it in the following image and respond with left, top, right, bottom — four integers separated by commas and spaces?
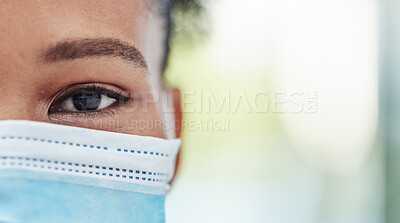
0, 120, 180, 223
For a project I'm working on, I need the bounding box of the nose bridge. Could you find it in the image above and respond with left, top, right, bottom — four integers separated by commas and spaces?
0, 45, 46, 121
0, 55, 56, 123
0, 82, 42, 121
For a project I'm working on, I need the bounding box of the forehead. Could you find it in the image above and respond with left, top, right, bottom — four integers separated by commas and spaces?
0, 0, 169, 80
0, 0, 150, 57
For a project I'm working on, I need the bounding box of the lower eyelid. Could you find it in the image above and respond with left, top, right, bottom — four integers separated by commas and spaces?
49, 107, 121, 120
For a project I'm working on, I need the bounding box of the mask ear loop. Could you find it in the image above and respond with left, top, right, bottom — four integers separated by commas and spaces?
160, 87, 177, 139
165, 183, 172, 192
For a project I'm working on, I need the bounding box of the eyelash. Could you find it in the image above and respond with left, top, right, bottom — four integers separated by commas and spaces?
48, 83, 131, 115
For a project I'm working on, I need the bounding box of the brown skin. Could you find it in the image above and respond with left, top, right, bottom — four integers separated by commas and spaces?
0, 0, 181, 139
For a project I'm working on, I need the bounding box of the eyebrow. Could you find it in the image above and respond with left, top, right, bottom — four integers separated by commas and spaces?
42, 38, 147, 69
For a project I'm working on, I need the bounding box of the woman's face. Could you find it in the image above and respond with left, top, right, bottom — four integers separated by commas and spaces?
0, 0, 169, 138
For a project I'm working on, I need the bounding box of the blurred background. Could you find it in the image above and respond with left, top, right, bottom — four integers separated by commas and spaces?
163, 0, 396, 222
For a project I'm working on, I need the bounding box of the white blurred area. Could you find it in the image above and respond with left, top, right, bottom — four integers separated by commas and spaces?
166, 0, 381, 222
276, 0, 378, 175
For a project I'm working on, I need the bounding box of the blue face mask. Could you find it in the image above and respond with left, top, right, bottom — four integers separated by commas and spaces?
0, 120, 181, 223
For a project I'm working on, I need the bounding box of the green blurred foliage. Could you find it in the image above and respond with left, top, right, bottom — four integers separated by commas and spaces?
171, 0, 209, 47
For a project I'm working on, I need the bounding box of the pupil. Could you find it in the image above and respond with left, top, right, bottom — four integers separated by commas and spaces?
72, 92, 101, 111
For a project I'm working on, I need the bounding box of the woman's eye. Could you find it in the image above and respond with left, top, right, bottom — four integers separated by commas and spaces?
61, 91, 116, 112
48, 84, 131, 113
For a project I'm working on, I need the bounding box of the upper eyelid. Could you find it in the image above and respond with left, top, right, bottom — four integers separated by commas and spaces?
48, 83, 131, 112
52, 84, 129, 103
